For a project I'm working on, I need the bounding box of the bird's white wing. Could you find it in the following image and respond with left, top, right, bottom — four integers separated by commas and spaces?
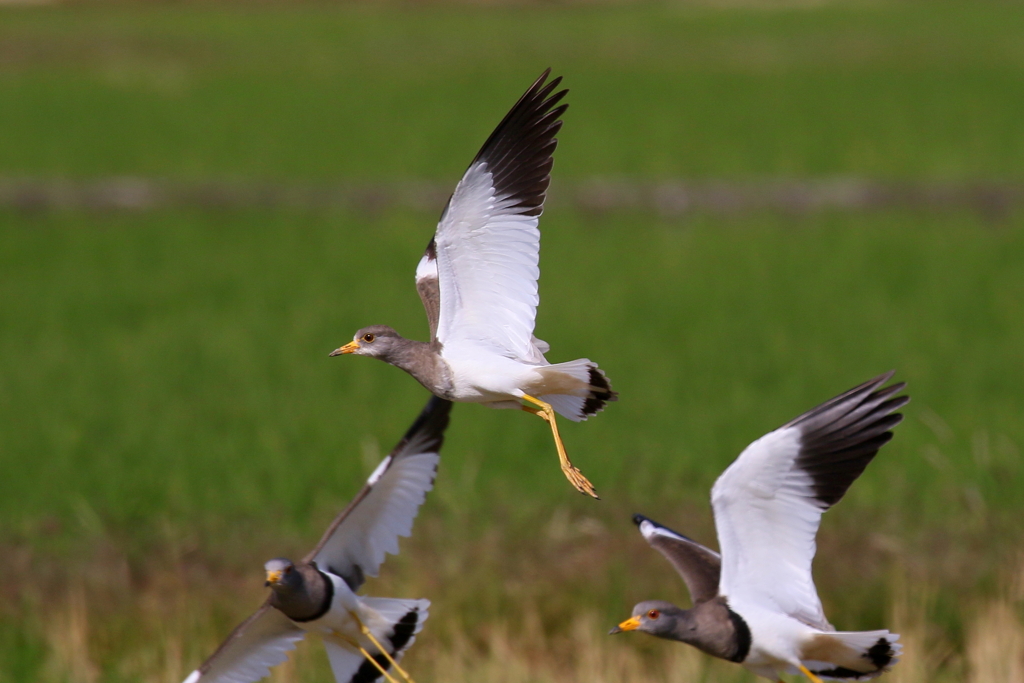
433, 70, 567, 362
182, 604, 306, 683
305, 397, 452, 589
712, 373, 908, 629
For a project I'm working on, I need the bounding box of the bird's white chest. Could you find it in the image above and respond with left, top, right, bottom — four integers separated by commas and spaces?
729, 600, 815, 672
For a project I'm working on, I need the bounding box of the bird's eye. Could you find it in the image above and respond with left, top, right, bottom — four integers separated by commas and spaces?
284, 566, 292, 574
647, 609, 660, 620
362, 333, 376, 343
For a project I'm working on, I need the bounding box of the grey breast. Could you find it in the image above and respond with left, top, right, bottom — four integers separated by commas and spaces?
390, 341, 455, 400
686, 597, 752, 663
629, 515, 752, 664
268, 564, 334, 623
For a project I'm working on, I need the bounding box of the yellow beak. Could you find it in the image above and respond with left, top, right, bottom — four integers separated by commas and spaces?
329, 341, 360, 357
609, 616, 641, 634
265, 569, 284, 586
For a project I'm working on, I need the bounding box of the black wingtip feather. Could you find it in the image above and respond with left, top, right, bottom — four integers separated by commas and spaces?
631, 514, 706, 546
783, 371, 895, 431
395, 396, 453, 459
790, 373, 908, 509
465, 69, 569, 218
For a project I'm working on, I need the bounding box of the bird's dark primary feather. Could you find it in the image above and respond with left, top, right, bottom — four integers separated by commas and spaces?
784, 372, 909, 508
463, 69, 568, 217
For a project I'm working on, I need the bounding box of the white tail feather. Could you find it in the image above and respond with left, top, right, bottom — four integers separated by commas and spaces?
360, 597, 430, 658
542, 394, 587, 422
801, 630, 901, 681
540, 358, 615, 421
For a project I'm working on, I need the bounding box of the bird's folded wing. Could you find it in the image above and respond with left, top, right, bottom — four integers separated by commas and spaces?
183, 604, 306, 683
305, 397, 452, 589
433, 70, 567, 362
711, 372, 908, 630
634, 515, 721, 606
415, 239, 441, 342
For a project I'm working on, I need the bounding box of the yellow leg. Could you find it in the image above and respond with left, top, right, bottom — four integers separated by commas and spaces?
798, 665, 824, 683
521, 394, 599, 498
357, 619, 416, 683
356, 645, 401, 683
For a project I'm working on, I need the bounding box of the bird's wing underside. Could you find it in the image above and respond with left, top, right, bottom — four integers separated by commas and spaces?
432, 70, 567, 362
305, 397, 452, 589
183, 603, 306, 683
634, 514, 722, 606
417, 237, 549, 355
711, 372, 907, 629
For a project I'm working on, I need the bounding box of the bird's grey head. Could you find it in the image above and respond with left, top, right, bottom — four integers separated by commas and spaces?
609, 600, 690, 639
329, 325, 404, 360
264, 558, 301, 592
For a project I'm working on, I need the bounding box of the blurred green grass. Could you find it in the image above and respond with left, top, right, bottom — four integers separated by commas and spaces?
2, 1, 1023, 680
3, 204, 1023, 681
2, 204, 1021, 546
1, 2, 1023, 179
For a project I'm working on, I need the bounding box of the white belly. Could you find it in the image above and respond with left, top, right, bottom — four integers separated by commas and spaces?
441, 345, 544, 403
730, 601, 817, 676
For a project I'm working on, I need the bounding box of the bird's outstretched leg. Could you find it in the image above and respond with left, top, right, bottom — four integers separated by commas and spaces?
356, 618, 416, 683
521, 394, 599, 499
797, 665, 824, 683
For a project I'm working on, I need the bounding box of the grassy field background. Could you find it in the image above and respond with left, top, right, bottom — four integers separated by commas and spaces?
1, 2, 1023, 682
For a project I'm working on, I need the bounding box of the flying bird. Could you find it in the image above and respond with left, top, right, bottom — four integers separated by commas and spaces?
610, 373, 907, 682
330, 70, 616, 499
182, 397, 452, 683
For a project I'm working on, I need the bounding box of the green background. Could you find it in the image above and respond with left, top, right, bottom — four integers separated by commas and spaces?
1, 2, 1022, 681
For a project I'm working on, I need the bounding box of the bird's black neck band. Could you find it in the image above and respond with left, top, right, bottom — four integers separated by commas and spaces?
726, 608, 752, 663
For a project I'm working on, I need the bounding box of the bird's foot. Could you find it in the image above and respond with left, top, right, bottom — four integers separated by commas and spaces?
521, 394, 599, 499
561, 461, 599, 499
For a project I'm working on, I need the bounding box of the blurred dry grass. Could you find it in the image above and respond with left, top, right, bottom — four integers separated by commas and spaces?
13, 528, 1024, 683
